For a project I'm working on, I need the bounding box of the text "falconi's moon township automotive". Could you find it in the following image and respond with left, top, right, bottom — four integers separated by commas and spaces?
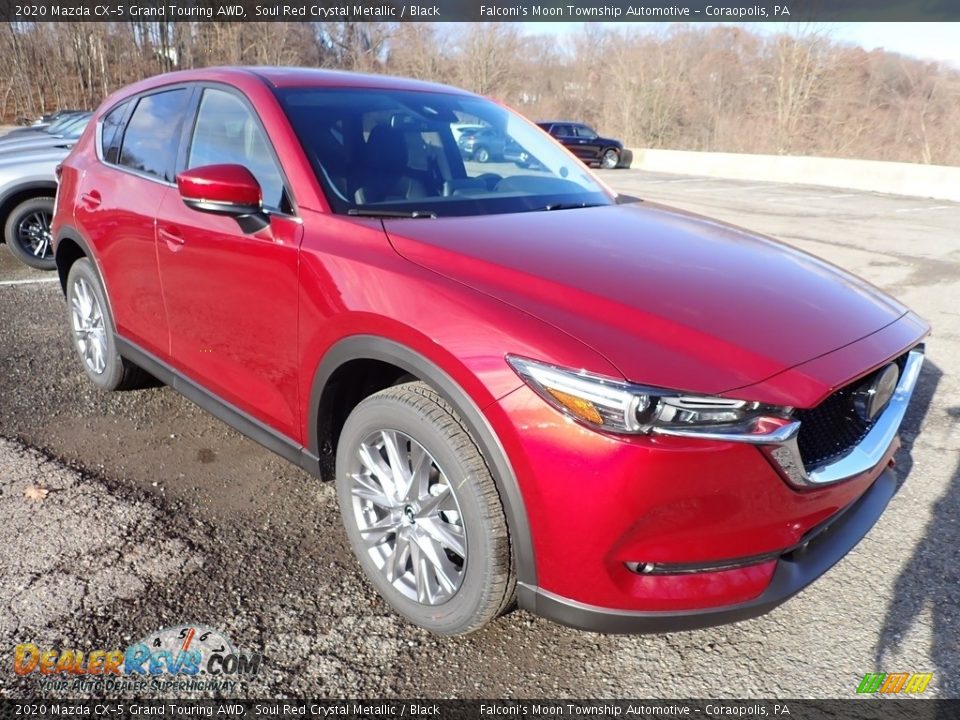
479, 5, 790, 18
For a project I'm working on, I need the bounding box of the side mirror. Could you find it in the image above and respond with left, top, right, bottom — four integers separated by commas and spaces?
176, 164, 262, 216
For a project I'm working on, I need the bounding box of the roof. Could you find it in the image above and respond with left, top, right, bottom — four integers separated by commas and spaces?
110, 66, 472, 98
245, 67, 470, 95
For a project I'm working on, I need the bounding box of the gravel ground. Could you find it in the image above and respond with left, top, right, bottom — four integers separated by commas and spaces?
0, 171, 957, 699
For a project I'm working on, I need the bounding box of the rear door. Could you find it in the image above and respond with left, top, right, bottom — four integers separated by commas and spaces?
73, 88, 192, 358
155, 86, 303, 440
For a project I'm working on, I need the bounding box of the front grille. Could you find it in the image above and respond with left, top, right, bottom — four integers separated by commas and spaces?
794, 354, 906, 471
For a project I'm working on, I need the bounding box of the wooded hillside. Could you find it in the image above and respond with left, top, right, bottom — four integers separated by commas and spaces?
4, 21, 958, 165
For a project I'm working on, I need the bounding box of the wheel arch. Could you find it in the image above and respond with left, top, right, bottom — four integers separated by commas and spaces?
309, 335, 536, 586
0, 181, 58, 243
53, 224, 96, 293
52, 225, 122, 341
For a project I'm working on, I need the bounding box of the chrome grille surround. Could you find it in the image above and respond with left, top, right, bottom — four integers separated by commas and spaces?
767, 347, 924, 487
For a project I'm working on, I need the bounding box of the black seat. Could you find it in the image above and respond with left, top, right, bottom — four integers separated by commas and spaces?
354, 124, 426, 204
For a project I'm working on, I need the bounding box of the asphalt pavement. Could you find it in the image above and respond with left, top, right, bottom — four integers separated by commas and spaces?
1, 170, 957, 699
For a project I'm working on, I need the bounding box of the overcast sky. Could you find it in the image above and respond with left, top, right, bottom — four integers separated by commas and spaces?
523, 22, 960, 68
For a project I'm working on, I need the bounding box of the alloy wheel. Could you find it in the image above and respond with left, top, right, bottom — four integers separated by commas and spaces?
17, 210, 53, 259
70, 277, 107, 374
347, 429, 467, 605
601, 149, 620, 169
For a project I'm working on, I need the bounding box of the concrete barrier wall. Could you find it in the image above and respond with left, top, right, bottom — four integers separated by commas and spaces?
628, 148, 960, 202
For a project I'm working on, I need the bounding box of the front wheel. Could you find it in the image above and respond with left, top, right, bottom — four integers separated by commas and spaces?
335, 382, 515, 635
4, 196, 56, 270
600, 148, 621, 170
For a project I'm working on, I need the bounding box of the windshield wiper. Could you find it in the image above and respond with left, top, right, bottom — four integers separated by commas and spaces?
539, 202, 606, 212
347, 208, 437, 219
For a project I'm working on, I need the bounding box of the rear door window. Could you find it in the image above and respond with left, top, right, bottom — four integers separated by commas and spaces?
118, 89, 190, 182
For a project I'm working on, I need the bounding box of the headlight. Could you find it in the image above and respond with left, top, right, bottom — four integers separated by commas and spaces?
506, 355, 794, 439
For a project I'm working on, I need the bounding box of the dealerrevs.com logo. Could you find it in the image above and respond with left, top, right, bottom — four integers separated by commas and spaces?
14, 624, 261, 694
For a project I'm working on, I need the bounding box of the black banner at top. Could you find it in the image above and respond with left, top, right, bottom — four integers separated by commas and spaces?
2, 0, 960, 22
0, 700, 957, 720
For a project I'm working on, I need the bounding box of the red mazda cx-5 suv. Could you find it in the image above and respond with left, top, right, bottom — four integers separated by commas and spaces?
53, 67, 929, 635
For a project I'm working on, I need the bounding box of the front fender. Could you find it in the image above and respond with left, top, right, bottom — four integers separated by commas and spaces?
307, 335, 538, 587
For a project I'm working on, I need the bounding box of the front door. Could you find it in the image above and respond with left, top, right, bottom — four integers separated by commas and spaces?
573, 125, 603, 162
155, 86, 303, 440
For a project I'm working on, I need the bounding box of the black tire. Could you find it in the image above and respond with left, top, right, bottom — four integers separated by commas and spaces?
65, 258, 150, 391
335, 381, 515, 635
473, 146, 491, 163
4, 196, 56, 270
600, 148, 621, 170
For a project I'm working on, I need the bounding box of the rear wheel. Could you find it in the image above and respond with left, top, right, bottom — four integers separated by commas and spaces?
335, 382, 515, 635
473, 146, 491, 163
5, 197, 56, 270
65, 258, 150, 391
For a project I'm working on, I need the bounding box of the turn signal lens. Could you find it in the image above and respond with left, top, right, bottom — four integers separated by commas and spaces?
545, 388, 604, 425
506, 355, 647, 433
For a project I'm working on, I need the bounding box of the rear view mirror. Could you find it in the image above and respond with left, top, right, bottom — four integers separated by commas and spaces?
176, 164, 262, 216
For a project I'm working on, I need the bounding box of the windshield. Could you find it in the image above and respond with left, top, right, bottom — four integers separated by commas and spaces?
46, 114, 81, 134
276, 87, 613, 217
59, 116, 90, 138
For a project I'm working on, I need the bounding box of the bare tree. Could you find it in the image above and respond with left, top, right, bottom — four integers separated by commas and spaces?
2, 21, 959, 166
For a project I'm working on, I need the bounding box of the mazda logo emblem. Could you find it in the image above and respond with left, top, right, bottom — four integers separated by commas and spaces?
853, 363, 899, 422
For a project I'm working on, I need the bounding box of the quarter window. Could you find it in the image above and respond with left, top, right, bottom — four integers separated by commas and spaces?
187, 89, 286, 211
101, 101, 129, 164
118, 89, 190, 182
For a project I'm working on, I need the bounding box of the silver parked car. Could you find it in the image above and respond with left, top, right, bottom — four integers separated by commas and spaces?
0, 145, 67, 270
2, 111, 87, 141
0, 113, 90, 154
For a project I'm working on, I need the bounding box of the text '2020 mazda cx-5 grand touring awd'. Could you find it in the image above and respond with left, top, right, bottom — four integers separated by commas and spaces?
53, 68, 929, 635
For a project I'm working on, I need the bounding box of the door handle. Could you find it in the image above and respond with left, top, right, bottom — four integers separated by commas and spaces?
80, 191, 101, 208
158, 226, 185, 252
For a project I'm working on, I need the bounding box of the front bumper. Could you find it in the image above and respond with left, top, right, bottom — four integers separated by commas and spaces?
488, 326, 926, 625
517, 467, 896, 633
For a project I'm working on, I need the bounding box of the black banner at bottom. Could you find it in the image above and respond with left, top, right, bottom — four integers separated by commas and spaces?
0, 700, 956, 720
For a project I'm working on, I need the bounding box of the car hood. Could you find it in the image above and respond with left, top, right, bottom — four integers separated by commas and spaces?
0, 145, 68, 166
0, 136, 73, 155
0, 129, 45, 141
384, 202, 910, 395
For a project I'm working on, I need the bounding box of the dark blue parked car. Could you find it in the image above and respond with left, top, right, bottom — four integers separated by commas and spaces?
537, 121, 631, 169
